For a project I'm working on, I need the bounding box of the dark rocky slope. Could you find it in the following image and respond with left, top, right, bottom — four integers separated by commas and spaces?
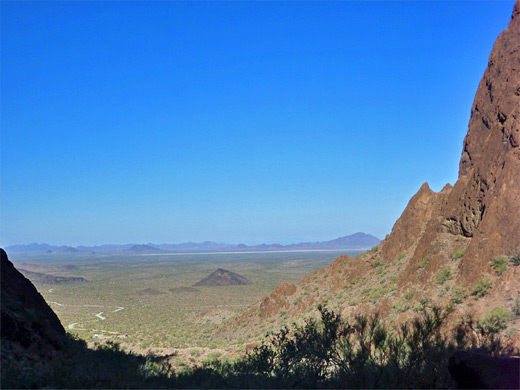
1, 249, 67, 364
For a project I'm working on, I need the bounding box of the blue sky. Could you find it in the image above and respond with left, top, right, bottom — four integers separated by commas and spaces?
1, 1, 515, 246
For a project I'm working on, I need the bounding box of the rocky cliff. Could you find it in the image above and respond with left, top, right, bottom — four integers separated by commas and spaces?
384, 0, 520, 285
223, 1, 520, 348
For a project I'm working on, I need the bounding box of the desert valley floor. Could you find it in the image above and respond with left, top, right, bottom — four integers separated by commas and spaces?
9, 250, 362, 364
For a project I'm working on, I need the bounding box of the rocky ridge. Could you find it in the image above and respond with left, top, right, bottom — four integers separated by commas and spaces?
1, 249, 67, 365
223, 2, 520, 350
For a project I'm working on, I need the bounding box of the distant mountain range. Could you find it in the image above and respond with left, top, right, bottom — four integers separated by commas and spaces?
4, 232, 380, 254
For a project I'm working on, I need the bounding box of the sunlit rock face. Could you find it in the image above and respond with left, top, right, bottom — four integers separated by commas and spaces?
225, 2, 520, 351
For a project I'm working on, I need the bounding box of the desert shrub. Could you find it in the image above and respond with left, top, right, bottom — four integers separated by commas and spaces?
370, 246, 379, 253
403, 290, 414, 300
369, 289, 382, 303
451, 286, 468, 304
490, 255, 508, 275
513, 296, 520, 316
471, 277, 493, 298
419, 256, 430, 268
415, 297, 434, 312
397, 253, 406, 260
478, 307, 512, 334
453, 248, 465, 260
393, 300, 410, 313
190, 349, 201, 357
226, 305, 458, 389
372, 259, 385, 268
509, 248, 520, 266
436, 268, 454, 285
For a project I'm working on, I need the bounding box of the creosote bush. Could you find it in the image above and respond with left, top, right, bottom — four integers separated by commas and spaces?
471, 277, 493, 298
478, 307, 512, 334
451, 286, 468, 304
490, 255, 508, 276
509, 248, 520, 266
452, 248, 464, 260
403, 290, 414, 300
436, 268, 454, 285
419, 256, 430, 268
371, 259, 385, 268
512, 296, 520, 316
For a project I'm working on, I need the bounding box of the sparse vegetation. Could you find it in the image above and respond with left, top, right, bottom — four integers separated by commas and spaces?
490, 255, 508, 275
403, 290, 414, 300
370, 245, 379, 253
477, 307, 512, 334
397, 253, 406, 260
452, 248, 464, 260
419, 256, 430, 268
451, 286, 468, 304
371, 259, 385, 268
3, 303, 513, 389
471, 277, 493, 298
513, 296, 520, 316
435, 268, 454, 285
509, 248, 520, 266
393, 300, 410, 313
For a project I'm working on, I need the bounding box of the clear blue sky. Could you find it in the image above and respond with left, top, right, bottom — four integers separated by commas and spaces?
1, 1, 515, 246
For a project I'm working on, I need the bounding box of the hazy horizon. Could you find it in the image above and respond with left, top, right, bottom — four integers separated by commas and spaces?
1, 1, 515, 247
4, 231, 381, 248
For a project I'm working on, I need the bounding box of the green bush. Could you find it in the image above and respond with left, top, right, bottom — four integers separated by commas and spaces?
509, 248, 520, 266
471, 277, 493, 298
369, 289, 382, 303
513, 296, 520, 316
419, 256, 430, 268
453, 248, 465, 260
436, 269, 454, 285
393, 300, 410, 313
478, 307, 512, 334
371, 259, 385, 268
490, 255, 508, 275
370, 246, 379, 253
397, 253, 406, 260
403, 290, 414, 300
451, 286, 468, 304
232, 305, 456, 389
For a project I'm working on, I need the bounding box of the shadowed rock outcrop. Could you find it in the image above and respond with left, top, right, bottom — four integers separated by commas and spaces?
449, 350, 520, 389
1, 249, 66, 359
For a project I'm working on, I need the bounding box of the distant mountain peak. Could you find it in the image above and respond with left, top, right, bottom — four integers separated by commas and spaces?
193, 269, 252, 287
